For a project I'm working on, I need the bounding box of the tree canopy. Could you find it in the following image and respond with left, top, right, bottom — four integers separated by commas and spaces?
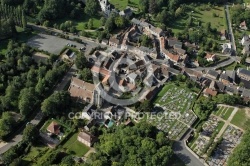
87, 122, 173, 166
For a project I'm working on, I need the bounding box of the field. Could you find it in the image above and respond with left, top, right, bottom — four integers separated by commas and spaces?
168, 5, 226, 34
53, 15, 102, 32
213, 106, 234, 120
21, 143, 50, 165
109, 0, 139, 10
231, 109, 249, 130
62, 132, 90, 156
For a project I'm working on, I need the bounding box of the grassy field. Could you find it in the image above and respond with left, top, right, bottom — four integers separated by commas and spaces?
223, 107, 234, 120
231, 109, 249, 130
109, 0, 139, 10
168, 5, 226, 34
214, 106, 235, 120
22, 143, 50, 165
53, 15, 102, 32
62, 132, 90, 156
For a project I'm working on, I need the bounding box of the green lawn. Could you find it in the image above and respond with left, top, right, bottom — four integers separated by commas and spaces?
215, 121, 225, 133
222, 107, 234, 120
109, 0, 128, 10
62, 132, 90, 156
221, 62, 237, 70
52, 15, 102, 32
22, 143, 50, 165
192, 6, 226, 30
168, 5, 226, 34
231, 109, 249, 130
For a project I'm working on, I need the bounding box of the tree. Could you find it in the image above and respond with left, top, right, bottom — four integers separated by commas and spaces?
18, 87, 37, 117
23, 124, 39, 144
114, 16, 126, 28
140, 34, 153, 48
75, 52, 87, 69
138, 0, 148, 14
88, 122, 173, 166
84, 0, 99, 16
79, 68, 92, 82
175, 7, 183, 18
149, 0, 157, 14
43, 20, 50, 27
100, 17, 106, 26
0, 112, 16, 138
136, 100, 153, 112
21, 10, 27, 29
41, 91, 71, 115
88, 18, 93, 29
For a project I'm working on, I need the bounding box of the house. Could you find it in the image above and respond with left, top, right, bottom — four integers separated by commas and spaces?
219, 73, 230, 85
137, 46, 157, 58
184, 42, 198, 49
68, 77, 103, 107
109, 36, 120, 47
110, 106, 126, 121
47, 121, 60, 135
148, 26, 163, 37
225, 86, 235, 95
126, 72, 139, 84
77, 131, 97, 147
203, 88, 218, 97
82, 104, 96, 120
220, 29, 227, 40
240, 20, 248, 30
206, 70, 219, 80
205, 53, 216, 62
91, 65, 111, 77
167, 38, 182, 48
181, 68, 203, 82
241, 89, 250, 101
98, 0, 113, 16
119, 7, 133, 17
237, 68, 250, 81
84, 119, 96, 131
61, 49, 75, 61
241, 35, 250, 55
101, 39, 109, 45
221, 43, 232, 54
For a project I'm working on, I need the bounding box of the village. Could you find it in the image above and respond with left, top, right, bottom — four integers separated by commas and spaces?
1, 0, 250, 166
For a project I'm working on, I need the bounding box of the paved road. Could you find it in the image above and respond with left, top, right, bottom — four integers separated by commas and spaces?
173, 129, 206, 166
225, 5, 236, 54
195, 57, 235, 71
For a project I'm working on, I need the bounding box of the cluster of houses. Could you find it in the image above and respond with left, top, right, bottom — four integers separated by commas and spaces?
200, 68, 250, 101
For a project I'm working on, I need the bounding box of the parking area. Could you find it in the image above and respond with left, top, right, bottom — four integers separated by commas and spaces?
27, 33, 100, 55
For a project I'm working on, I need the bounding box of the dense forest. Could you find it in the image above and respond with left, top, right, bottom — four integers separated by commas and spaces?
86, 122, 173, 166
0, 41, 69, 139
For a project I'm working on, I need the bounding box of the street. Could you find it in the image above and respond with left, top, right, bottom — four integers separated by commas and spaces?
173, 129, 206, 166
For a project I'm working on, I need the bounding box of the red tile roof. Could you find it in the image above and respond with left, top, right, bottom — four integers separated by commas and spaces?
47, 121, 60, 135
204, 88, 217, 97
91, 65, 111, 76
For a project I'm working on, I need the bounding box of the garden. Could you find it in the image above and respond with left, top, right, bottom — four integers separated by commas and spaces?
213, 106, 235, 120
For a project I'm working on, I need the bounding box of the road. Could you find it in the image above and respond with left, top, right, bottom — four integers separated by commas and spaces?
173, 129, 206, 166
225, 5, 236, 55
195, 57, 235, 71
